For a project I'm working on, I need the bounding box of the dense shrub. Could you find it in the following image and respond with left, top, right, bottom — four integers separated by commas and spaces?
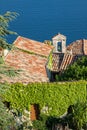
0, 83, 16, 130
66, 101, 87, 130
0, 100, 16, 130
4, 81, 86, 116
33, 114, 48, 130
1, 81, 86, 129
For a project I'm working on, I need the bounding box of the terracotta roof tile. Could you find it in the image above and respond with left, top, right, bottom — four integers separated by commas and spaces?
13, 36, 53, 57
66, 40, 84, 55
4, 36, 53, 83
59, 53, 74, 72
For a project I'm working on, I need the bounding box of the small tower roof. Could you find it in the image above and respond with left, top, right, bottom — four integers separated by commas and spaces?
52, 33, 66, 40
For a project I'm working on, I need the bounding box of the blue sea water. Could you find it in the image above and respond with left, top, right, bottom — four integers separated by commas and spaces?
0, 0, 87, 45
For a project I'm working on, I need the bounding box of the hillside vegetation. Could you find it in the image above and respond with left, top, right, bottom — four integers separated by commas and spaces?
1, 81, 86, 130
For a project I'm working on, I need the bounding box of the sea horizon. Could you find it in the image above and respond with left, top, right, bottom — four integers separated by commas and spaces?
1, 0, 87, 45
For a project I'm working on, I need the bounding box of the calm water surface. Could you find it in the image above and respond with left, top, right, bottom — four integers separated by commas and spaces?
0, 0, 87, 45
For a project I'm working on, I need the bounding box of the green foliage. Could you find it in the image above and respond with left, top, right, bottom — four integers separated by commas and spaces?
0, 83, 9, 100
63, 101, 87, 130
0, 83, 16, 130
0, 64, 21, 77
46, 101, 87, 130
0, 100, 15, 130
0, 57, 4, 64
33, 114, 48, 130
4, 81, 86, 117
0, 11, 18, 49
57, 100, 87, 130
56, 56, 87, 81
0, 68, 20, 77
16, 47, 48, 58
44, 40, 52, 45
0, 56, 21, 77
47, 51, 53, 70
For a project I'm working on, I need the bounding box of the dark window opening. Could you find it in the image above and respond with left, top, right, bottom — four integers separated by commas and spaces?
57, 42, 62, 52
50, 71, 59, 82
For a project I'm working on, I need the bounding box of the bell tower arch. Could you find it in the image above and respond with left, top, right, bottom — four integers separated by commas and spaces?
52, 33, 66, 53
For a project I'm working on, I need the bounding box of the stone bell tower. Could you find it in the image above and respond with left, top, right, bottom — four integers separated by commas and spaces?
52, 33, 66, 53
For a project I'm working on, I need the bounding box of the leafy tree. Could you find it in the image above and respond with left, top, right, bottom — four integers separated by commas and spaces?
0, 11, 18, 49
56, 56, 87, 81
0, 100, 15, 130
0, 83, 16, 130
47, 101, 87, 130
66, 101, 87, 130
44, 40, 52, 45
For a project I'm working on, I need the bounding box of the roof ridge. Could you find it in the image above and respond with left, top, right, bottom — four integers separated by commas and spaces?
13, 36, 44, 44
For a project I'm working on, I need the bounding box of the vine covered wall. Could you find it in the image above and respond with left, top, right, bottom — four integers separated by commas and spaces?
4, 81, 86, 116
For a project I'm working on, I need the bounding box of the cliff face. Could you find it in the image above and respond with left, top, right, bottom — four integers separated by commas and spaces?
0, 36, 53, 84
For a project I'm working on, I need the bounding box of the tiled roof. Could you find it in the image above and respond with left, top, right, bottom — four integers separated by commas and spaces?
66, 39, 84, 55
13, 36, 53, 57
3, 36, 53, 83
59, 53, 74, 72
51, 39, 87, 73
1, 36, 87, 82
50, 53, 74, 72
49, 53, 64, 72
51, 53, 82, 73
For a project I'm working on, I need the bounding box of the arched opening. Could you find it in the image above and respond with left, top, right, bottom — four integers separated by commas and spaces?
57, 41, 62, 52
